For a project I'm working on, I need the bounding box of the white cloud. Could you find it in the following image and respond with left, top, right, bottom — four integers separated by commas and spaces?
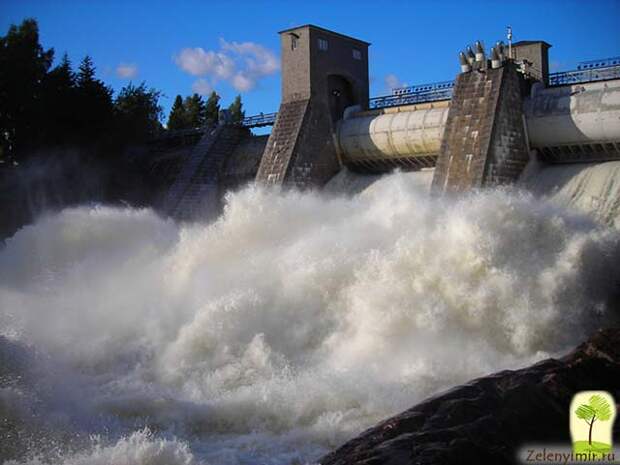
231, 72, 254, 92
220, 39, 279, 76
385, 74, 407, 92
116, 63, 138, 79
175, 48, 235, 79
174, 39, 279, 93
192, 78, 213, 95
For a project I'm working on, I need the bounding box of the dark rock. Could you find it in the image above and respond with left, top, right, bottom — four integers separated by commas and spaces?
319, 328, 620, 465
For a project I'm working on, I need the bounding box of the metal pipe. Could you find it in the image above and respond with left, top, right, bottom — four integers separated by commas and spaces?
491, 47, 501, 69
459, 52, 471, 73
337, 106, 450, 163
524, 79, 620, 146
466, 46, 476, 65
507, 26, 513, 59
496, 41, 505, 62
475, 41, 485, 62
337, 79, 620, 164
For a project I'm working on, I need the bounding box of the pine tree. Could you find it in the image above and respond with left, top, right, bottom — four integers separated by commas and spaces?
39, 52, 78, 145
183, 93, 206, 128
0, 18, 54, 159
51, 53, 75, 87
77, 55, 96, 86
167, 95, 186, 130
75, 55, 114, 140
227, 95, 245, 124
204, 91, 220, 125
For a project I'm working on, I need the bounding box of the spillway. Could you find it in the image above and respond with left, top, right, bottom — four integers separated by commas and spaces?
325, 159, 620, 229
520, 160, 620, 228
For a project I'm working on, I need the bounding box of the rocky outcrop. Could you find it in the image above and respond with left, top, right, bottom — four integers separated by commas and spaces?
320, 328, 620, 465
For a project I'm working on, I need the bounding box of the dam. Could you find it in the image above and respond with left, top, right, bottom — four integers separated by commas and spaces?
3, 20, 620, 465
152, 25, 620, 222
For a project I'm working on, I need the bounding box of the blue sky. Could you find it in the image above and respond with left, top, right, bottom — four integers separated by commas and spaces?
2, 0, 620, 122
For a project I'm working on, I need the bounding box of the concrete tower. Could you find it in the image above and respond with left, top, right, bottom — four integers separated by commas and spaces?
256, 25, 370, 187
512, 41, 552, 84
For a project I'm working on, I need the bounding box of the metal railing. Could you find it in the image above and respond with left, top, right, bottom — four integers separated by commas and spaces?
577, 56, 620, 70
370, 87, 454, 109
157, 56, 620, 137
367, 79, 454, 109
548, 63, 620, 87
241, 112, 278, 128
391, 80, 455, 96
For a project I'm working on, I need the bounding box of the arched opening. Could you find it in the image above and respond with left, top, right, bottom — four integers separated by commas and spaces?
327, 74, 356, 124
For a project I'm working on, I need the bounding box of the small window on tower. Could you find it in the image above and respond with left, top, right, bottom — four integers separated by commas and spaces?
291, 34, 298, 50
352, 48, 362, 60
318, 38, 328, 51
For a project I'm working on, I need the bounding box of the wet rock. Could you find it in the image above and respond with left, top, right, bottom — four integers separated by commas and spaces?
319, 328, 620, 465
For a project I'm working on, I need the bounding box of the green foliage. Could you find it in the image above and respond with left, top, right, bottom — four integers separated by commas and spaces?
588, 395, 612, 421
38, 53, 78, 145
0, 18, 245, 161
0, 18, 168, 158
184, 93, 206, 128
576, 395, 612, 422
167, 95, 186, 130
166, 91, 223, 130
204, 91, 220, 124
0, 18, 54, 158
575, 394, 613, 446
576, 404, 596, 421
114, 82, 163, 142
77, 55, 96, 84
75, 55, 114, 139
227, 94, 245, 123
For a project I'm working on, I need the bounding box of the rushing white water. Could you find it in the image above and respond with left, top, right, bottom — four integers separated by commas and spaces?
1, 171, 619, 465
519, 160, 620, 229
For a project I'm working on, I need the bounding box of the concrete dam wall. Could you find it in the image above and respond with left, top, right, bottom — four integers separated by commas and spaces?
520, 160, 620, 228
155, 24, 620, 223
324, 162, 620, 229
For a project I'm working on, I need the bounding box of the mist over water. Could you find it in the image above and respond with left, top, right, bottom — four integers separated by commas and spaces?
1, 171, 619, 464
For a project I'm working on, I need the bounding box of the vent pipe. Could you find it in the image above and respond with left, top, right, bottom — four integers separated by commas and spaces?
466, 46, 476, 65
490, 47, 501, 68
475, 41, 485, 62
459, 52, 471, 73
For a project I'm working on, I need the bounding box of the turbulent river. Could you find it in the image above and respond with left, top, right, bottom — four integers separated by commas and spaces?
1, 167, 620, 464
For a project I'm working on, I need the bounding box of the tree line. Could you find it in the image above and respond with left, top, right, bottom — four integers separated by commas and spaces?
0, 18, 245, 162
167, 93, 244, 130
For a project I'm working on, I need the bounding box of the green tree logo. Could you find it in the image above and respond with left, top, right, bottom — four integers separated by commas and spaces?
571, 392, 615, 455
576, 395, 612, 446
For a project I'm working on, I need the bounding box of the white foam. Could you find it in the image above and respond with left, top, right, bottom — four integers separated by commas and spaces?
520, 160, 620, 228
3, 430, 196, 465
1, 171, 619, 464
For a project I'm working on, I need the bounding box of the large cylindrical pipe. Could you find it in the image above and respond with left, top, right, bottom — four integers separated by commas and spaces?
338, 105, 449, 164
524, 80, 620, 146
337, 79, 620, 165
